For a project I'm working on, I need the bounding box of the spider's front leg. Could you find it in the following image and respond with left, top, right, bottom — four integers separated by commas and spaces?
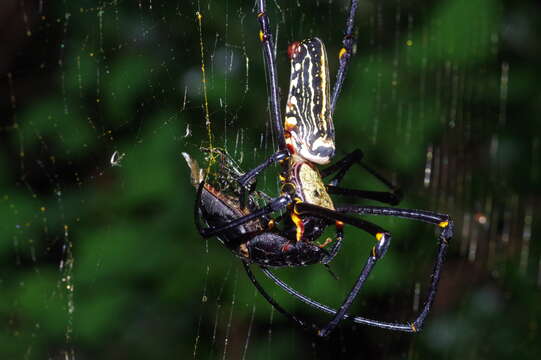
236, 149, 289, 189
235, 149, 289, 209
330, 0, 359, 114
238, 0, 291, 203
255, 0, 287, 153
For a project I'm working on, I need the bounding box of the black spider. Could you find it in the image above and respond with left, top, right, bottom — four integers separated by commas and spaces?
186, 0, 453, 337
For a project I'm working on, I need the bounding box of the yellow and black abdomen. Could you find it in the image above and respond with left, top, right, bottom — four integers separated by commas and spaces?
284, 37, 335, 165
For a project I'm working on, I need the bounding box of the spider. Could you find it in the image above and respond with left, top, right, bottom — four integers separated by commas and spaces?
187, 0, 454, 337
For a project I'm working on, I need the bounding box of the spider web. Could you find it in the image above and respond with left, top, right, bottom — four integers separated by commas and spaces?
1, 0, 540, 359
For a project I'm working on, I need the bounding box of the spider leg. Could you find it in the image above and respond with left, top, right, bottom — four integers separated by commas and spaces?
262, 207, 451, 332
295, 203, 453, 336
321, 224, 344, 264
236, 149, 289, 188
194, 180, 291, 238
294, 203, 392, 336
261, 267, 421, 331
255, 0, 286, 153
234, 1, 292, 208
236, 149, 289, 209
242, 262, 317, 332
321, 149, 403, 205
331, 0, 360, 114
327, 186, 402, 206
336, 205, 453, 229
331, 206, 453, 333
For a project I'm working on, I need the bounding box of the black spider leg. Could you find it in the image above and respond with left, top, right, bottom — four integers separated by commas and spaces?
321, 149, 403, 205
241, 202, 388, 336
236, 149, 288, 198
261, 233, 448, 332
330, 0, 359, 114
194, 180, 292, 238
295, 203, 393, 336
321, 220, 345, 265
255, 0, 286, 154
286, 203, 452, 336
242, 261, 318, 332
235, 1, 291, 201
260, 267, 411, 330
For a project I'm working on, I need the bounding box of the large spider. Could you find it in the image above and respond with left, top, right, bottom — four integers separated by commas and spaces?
186, 0, 453, 337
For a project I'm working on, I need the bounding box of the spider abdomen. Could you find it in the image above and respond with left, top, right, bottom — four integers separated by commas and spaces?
247, 233, 325, 268
285, 37, 335, 165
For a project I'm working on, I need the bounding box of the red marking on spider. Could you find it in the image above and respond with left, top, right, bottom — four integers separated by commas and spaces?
286, 143, 296, 154
281, 242, 292, 252
288, 41, 300, 59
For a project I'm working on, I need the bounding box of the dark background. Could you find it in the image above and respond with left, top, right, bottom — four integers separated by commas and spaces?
1, 0, 540, 359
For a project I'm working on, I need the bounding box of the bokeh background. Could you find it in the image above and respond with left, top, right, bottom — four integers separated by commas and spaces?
1, 0, 540, 359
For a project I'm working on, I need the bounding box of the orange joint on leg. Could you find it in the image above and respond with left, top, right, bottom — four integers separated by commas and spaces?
286, 143, 296, 154
438, 221, 449, 228
280, 242, 292, 252
318, 237, 333, 248
259, 30, 264, 42
375, 232, 384, 241
339, 48, 347, 59
371, 246, 377, 257
410, 323, 418, 332
335, 220, 344, 230
267, 219, 275, 229
239, 243, 249, 258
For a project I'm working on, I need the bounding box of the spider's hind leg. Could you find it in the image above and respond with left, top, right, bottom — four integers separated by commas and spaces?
322, 149, 403, 205
294, 202, 394, 336
293, 203, 452, 336
334, 205, 454, 333
242, 262, 316, 332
